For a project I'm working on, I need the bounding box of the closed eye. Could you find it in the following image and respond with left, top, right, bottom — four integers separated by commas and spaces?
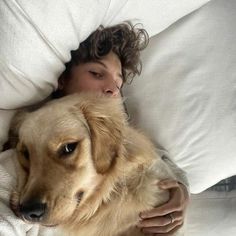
59, 142, 78, 158
89, 71, 103, 78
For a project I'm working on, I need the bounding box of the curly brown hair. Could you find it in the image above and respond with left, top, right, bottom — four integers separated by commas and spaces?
63, 22, 149, 83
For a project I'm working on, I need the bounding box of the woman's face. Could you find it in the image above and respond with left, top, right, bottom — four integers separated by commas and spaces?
60, 51, 123, 97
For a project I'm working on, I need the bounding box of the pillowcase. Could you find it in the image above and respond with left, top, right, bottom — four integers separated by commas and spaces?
0, 0, 109, 109
123, 0, 236, 193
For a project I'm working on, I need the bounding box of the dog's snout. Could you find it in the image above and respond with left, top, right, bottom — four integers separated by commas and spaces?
20, 200, 47, 222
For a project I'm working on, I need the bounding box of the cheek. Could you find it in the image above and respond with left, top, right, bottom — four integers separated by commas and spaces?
76, 79, 101, 92
65, 76, 103, 94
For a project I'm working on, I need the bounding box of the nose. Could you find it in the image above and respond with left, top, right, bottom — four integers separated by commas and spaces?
19, 200, 47, 222
103, 80, 120, 97
104, 88, 119, 97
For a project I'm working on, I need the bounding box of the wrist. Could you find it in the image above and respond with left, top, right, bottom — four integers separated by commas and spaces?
178, 182, 190, 200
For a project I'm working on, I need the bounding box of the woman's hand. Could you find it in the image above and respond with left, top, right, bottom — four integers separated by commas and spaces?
137, 179, 189, 235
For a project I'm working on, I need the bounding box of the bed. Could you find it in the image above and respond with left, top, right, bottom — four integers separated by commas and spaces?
1, 0, 236, 235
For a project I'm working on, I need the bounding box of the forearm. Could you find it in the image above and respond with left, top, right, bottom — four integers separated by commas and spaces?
161, 153, 190, 194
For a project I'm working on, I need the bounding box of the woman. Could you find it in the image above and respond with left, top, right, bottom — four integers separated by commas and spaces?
55, 22, 189, 235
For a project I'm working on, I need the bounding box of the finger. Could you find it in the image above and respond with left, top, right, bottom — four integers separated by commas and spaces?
141, 207, 171, 218
153, 223, 184, 236
139, 211, 183, 228
169, 211, 183, 223
158, 179, 179, 190
140, 206, 170, 218
141, 220, 183, 235
138, 215, 173, 228
140, 200, 180, 218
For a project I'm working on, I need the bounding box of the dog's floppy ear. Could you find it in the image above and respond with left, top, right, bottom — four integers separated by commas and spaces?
78, 94, 127, 174
3, 111, 28, 150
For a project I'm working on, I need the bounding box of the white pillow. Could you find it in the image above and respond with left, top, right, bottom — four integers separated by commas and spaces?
123, 0, 236, 194
0, 0, 211, 110
0, 0, 109, 109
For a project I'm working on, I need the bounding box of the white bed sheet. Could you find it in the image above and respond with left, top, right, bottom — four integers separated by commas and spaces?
185, 190, 236, 235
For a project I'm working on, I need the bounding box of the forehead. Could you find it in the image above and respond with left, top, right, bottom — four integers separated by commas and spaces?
81, 51, 122, 71
19, 104, 89, 146
99, 51, 122, 68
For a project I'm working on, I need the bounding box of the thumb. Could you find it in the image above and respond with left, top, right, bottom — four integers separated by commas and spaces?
158, 179, 179, 190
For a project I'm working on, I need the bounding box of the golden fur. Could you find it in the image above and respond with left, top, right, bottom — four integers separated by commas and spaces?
10, 93, 177, 236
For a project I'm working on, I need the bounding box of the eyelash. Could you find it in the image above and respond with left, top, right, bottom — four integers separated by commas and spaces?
89, 71, 103, 78
89, 70, 122, 90
116, 84, 121, 90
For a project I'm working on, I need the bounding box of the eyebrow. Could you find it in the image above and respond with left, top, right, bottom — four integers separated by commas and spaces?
92, 60, 124, 81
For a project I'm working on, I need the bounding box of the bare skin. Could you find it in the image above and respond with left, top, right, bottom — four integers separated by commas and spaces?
138, 179, 189, 235
59, 51, 189, 235
59, 52, 123, 97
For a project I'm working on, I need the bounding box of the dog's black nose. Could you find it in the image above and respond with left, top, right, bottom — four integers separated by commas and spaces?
19, 201, 47, 222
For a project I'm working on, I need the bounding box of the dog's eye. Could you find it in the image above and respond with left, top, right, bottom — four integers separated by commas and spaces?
60, 142, 78, 156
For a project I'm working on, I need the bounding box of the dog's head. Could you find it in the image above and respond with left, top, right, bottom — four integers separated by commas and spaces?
10, 93, 127, 226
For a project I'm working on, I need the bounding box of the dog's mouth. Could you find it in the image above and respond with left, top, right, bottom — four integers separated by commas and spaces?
41, 223, 59, 227
20, 216, 59, 227
10, 189, 85, 227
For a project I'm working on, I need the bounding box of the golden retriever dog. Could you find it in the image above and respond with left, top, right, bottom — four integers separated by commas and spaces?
10, 93, 178, 236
